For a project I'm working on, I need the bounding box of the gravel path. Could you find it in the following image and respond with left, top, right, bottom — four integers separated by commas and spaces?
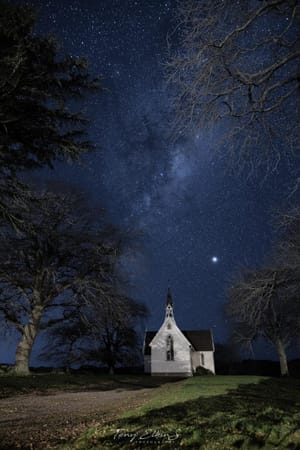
0, 388, 151, 449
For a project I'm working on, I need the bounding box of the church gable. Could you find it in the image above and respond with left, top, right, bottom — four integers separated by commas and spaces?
150, 321, 192, 352
150, 325, 193, 376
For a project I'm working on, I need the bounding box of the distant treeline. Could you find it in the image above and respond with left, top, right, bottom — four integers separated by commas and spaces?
1, 360, 300, 377
216, 359, 300, 377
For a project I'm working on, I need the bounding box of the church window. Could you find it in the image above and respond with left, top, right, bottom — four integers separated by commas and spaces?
167, 323, 171, 329
201, 353, 205, 366
166, 335, 174, 361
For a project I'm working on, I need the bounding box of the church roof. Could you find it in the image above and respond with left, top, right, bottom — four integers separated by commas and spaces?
182, 330, 214, 351
144, 329, 214, 355
144, 331, 156, 355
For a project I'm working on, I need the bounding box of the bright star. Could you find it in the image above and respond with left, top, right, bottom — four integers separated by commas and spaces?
211, 256, 219, 263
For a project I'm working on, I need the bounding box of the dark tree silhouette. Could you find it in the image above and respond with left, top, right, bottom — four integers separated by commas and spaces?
0, 1, 99, 227
0, 192, 123, 374
226, 209, 300, 376
41, 295, 148, 373
86, 296, 148, 374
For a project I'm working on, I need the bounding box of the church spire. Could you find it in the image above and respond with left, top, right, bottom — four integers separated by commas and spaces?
166, 287, 173, 307
165, 287, 174, 320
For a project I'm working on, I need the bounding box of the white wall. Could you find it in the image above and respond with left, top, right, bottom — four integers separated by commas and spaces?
150, 324, 193, 376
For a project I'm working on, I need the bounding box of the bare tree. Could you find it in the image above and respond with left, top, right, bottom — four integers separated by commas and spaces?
167, 0, 300, 173
41, 294, 148, 373
0, 192, 122, 374
39, 314, 91, 371
276, 207, 300, 270
226, 209, 300, 376
85, 295, 148, 374
78, 293, 148, 374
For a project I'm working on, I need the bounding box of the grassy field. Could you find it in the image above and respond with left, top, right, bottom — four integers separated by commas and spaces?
1, 373, 300, 449
59, 375, 300, 450
0, 372, 174, 398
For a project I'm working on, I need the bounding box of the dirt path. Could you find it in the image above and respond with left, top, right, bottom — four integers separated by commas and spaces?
0, 388, 152, 449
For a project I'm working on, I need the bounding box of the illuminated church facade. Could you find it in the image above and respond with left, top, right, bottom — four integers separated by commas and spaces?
144, 289, 215, 376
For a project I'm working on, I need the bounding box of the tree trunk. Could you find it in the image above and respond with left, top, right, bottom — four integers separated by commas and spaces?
276, 338, 289, 376
14, 304, 43, 375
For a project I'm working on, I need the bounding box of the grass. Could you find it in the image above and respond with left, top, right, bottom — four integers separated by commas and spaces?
59, 376, 300, 450
2, 373, 300, 449
0, 373, 177, 398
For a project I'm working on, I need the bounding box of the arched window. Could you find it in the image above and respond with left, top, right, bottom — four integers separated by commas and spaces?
166, 335, 174, 361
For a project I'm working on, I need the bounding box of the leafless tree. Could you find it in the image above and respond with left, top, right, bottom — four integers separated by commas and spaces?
0, 192, 123, 374
226, 209, 300, 376
276, 207, 300, 269
167, 0, 300, 174
85, 295, 148, 374
41, 294, 148, 373
39, 316, 87, 371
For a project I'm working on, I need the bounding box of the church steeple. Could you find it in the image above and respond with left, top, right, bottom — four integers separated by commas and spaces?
165, 287, 174, 320
166, 287, 173, 307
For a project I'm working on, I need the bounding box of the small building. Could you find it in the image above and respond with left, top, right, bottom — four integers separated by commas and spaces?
144, 288, 215, 376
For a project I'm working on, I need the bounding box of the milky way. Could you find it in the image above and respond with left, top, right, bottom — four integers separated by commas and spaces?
11, 0, 298, 348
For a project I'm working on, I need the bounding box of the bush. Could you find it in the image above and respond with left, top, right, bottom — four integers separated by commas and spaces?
194, 366, 214, 376
0, 364, 13, 374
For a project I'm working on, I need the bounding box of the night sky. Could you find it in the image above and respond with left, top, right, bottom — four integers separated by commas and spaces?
5, 0, 299, 361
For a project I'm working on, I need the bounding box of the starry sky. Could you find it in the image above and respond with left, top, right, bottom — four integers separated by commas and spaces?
8, 0, 299, 357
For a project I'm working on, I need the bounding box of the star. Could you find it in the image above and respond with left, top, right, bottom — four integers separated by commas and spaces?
211, 256, 219, 263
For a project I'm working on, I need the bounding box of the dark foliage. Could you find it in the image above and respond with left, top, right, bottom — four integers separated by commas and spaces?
0, 1, 99, 227
194, 365, 214, 376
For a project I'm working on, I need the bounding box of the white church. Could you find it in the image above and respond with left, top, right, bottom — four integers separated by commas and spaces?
144, 289, 215, 376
